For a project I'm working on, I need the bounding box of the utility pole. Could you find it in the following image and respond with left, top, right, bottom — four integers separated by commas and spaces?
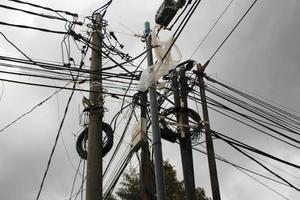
144, 21, 167, 200
171, 66, 196, 200
140, 91, 155, 200
195, 62, 221, 200
86, 13, 103, 200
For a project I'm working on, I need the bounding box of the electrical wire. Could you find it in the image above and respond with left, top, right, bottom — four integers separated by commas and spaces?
35, 82, 76, 200
190, 0, 235, 59
103, 105, 136, 178
0, 21, 69, 34
209, 0, 259, 60
214, 131, 300, 192
0, 82, 70, 133
0, 4, 81, 24
68, 159, 82, 200
8, 0, 79, 17
212, 130, 300, 170
0, 77, 134, 98
193, 146, 290, 187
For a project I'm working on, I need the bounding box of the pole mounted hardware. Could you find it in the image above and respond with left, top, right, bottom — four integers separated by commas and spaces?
155, 0, 187, 27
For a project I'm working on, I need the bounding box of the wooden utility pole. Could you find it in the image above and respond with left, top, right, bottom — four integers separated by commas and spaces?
171, 66, 196, 200
140, 91, 155, 200
144, 21, 166, 200
86, 13, 103, 200
195, 62, 221, 200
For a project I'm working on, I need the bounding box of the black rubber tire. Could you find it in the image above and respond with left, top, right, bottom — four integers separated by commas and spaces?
76, 122, 114, 160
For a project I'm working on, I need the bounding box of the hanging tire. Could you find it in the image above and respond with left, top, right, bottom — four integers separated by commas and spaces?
76, 122, 114, 160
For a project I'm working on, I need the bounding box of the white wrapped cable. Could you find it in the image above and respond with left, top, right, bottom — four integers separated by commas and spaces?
138, 29, 182, 91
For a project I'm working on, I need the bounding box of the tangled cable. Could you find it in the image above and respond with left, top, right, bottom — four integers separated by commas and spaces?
159, 106, 203, 143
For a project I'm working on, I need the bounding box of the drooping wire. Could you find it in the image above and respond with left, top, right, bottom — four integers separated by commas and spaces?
68, 159, 82, 200
0, 4, 81, 24
8, 0, 79, 17
35, 82, 76, 200
0, 21, 69, 34
103, 105, 136, 178
0, 82, 71, 133
0, 77, 134, 98
214, 131, 300, 192
212, 130, 300, 170
190, 0, 235, 59
209, 0, 259, 61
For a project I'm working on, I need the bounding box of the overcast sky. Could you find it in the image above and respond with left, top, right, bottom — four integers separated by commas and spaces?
0, 0, 300, 200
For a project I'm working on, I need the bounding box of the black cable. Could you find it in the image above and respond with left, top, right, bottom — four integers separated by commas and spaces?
205, 83, 300, 131
0, 32, 40, 66
202, 81, 300, 133
204, 100, 300, 150
0, 68, 81, 82
0, 61, 89, 79
91, 0, 112, 18
0, 55, 141, 80
209, 0, 259, 60
218, 135, 300, 192
190, 0, 235, 58
103, 150, 133, 199
103, 106, 135, 177
205, 86, 300, 140
167, 0, 191, 31
8, 0, 79, 17
36, 82, 76, 200
212, 130, 300, 170
0, 4, 75, 23
0, 77, 134, 98
0, 21, 69, 34
120, 55, 147, 112
0, 82, 70, 133
192, 147, 290, 187
68, 159, 82, 200
205, 75, 300, 124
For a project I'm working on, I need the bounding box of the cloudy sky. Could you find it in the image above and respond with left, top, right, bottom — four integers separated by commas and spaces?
0, 0, 299, 200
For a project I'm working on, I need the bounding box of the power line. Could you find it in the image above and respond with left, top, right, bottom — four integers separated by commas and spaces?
0, 21, 70, 34
190, 0, 235, 58
0, 4, 81, 24
209, 0, 259, 60
0, 77, 134, 98
36, 82, 76, 200
8, 0, 79, 17
212, 130, 300, 170
192, 146, 290, 187
218, 135, 300, 192
0, 82, 70, 133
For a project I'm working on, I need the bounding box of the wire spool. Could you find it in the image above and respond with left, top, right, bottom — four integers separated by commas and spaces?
76, 122, 114, 159
159, 107, 203, 142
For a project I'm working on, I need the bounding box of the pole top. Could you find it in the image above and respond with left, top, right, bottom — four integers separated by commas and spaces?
144, 21, 151, 34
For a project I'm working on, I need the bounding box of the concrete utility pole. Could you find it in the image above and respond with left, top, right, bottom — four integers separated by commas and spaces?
86, 13, 103, 200
195, 63, 221, 200
140, 91, 155, 200
171, 67, 196, 200
144, 21, 167, 200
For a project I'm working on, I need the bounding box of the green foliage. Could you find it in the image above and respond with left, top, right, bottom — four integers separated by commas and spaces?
116, 167, 141, 200
195, 187, 211, 200
115, 160, 210, 200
